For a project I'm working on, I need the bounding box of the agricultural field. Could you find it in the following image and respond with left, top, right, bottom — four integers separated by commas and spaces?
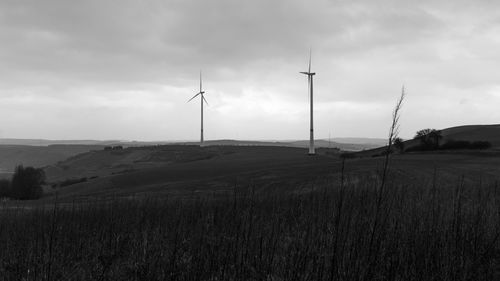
1, 142, 500, 279
40, 144, 500, 200
1, 144, 500, 280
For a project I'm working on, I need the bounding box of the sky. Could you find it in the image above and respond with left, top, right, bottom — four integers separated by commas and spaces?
0, 0, 499, 141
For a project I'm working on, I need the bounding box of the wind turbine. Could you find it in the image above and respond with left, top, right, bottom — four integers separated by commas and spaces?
188, 71, 208, 146
300, 50, 316, 155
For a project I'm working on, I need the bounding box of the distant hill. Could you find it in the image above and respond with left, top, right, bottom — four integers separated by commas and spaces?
330, 137, 387, 146
43, 145, 342, 198
188, 139, 383, 151
0, 137, 385, 151
0, 138, 120, 146
288, 139, 384, 151
0, 137, 385, 177
0, 145, 104, 178
440, 124, 500, 147
39, 143, 500, 200
351, 124, 500, 158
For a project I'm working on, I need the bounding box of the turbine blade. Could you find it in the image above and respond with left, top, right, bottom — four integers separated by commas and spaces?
187, 93, 201, 103
203, 95, 209, 105
200, 70, 202, 93
308, 48, 312, 73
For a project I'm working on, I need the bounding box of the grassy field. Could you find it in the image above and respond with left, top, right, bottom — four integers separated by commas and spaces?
0, 145, 104, 178
42, 146, 341, 200
1, 155, 500, 280
2, 146, 500, 280
42, 145, 500, 200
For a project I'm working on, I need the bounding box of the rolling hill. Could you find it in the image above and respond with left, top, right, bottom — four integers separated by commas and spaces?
351, 124, 500, 158
0, 145, 104, 178
4, 125, 499, 200
196, 139, 384, 151
43, 145, 341, 199
40, 143, 500, 201
440, 124, 500, 146
0, 137, 383, 177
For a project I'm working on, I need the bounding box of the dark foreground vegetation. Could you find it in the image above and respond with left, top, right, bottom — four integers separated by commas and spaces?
1, 167, 499, 281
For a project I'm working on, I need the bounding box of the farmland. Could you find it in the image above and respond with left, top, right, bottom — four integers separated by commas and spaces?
1, 143, 500, 279
40, 144, 500, 200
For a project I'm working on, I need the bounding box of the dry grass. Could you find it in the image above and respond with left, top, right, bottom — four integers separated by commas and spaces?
1, 166, 499, 281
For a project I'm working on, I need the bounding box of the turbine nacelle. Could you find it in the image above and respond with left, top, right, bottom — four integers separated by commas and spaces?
187, 91, 207, 103
300, 71, 316, 76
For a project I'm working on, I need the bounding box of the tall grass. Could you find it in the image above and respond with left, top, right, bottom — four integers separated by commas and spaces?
0, 170, 499, 280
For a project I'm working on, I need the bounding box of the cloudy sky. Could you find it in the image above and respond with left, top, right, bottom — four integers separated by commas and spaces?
0, 0, 499, 141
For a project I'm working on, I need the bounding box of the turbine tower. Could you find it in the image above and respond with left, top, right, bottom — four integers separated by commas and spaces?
300, 50, 316, 155
188, 71, 208, 146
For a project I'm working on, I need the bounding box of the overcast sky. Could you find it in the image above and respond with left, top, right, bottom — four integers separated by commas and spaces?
0, 0, 499, 141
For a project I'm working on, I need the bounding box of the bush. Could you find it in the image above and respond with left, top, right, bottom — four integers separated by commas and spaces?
58, 177, 87, 187
470, 141, 492, 150
405, 144, 432, 152
440, 140, 492, 150
440, 140, 472, 150
10, 165, 45, 200
414, 129, 442, 150
0, 179, 10, 198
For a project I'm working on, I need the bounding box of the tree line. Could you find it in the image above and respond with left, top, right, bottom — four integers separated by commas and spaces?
392, 128, 492, 153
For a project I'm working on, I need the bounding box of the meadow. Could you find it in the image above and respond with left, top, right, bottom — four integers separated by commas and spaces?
1, 152, 499, 281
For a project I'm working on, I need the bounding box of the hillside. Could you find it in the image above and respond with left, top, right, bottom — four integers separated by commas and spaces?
0, 137, 384, 151
185, 139, 382, 151
351, 124, 500, 158
43, 145, 340, 199
0, 138, 121, 146
0, 137, 383, 178
0, 145, 104, 177
440, 124, 500, 146
39, 142, 500, 201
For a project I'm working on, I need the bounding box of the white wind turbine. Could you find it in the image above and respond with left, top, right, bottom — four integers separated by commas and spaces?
188, 71, 209, 146
300, 50, 316, 155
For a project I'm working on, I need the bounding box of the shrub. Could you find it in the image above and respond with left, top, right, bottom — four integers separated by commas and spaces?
10, 165, 45, 200
440, 140, 472, 150
0, 179, 10, 198
414, 129, 442, 150
58, 177, 87, 188
439, 140, 492, 150
470, 141, 492, 149
405, 144, 431, 152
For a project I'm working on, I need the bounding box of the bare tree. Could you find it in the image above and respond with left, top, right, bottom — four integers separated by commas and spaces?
381, 86, 406, 184
368, 85, 406, 273
414, 128, 442, 149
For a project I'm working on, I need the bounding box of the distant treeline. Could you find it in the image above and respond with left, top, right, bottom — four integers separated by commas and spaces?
104, 145, 123, 151
404, 128, 492, 152
386, 129, 492, 154
407, 139, 492, 152
0, 165, 45, 200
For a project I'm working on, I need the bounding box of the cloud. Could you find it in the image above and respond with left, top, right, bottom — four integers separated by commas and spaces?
0, 0, 499, 140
